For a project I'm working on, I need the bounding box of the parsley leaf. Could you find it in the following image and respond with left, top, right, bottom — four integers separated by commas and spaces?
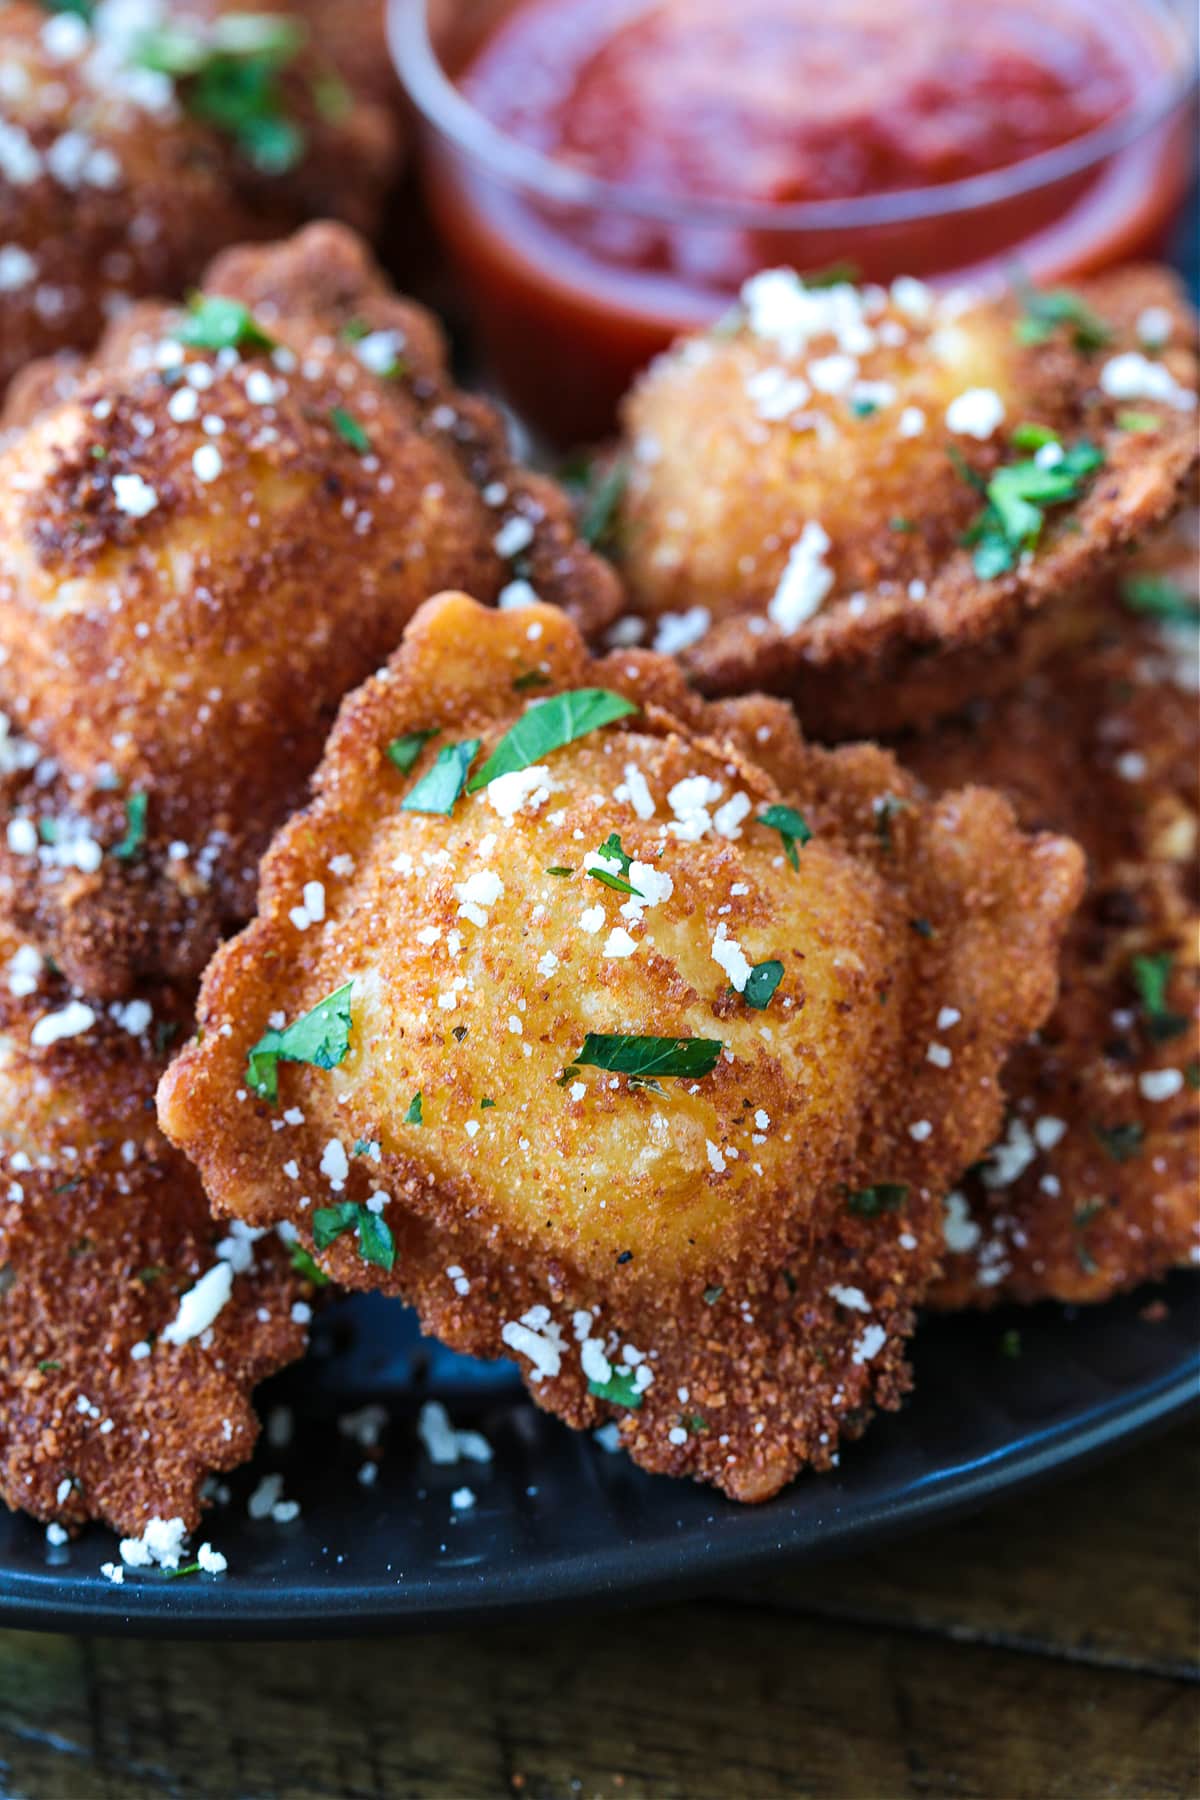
1121, 575, 1200, 625
587, 1370, 643, 1409
802, 260, 861, 289
288, 1245, 330, 1287
578, 456, 629, 550
137, 15, 307, 173
703, 1285, 724, 1305
467, 690, 636, 793
401, 739, 480, 815
110, 791, 148, 862
246, 981, 354, 1103
844, 1183, 909, 1217
173, 293, 276, 353
1014, 284, 1112, 352
1093, 1122, 1144, 1163
587, 832, 642, 896
743, 960, 783, 1010
963, 441, 1103, 578
573, 1035, 723, 1080
403, 1092, 423, 1126
758, 804, 812, 870
330, 407, 370, 454
1130, 952, 1188, 1041
386, 729, 439, 774
1116, 411, 1162, 434
312, 1201, 395, 1272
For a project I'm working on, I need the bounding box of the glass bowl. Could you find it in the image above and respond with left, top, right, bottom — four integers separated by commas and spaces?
390, 0, 1197, 443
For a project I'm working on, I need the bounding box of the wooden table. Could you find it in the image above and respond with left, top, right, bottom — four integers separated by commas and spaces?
1, 1424, 1196, 1799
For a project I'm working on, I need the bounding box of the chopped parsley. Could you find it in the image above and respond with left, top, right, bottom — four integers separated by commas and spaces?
587, 1370, 643, 1409
743, 960, 784, 1010
1120, 575, 1200, 625
401, 739, 480, 815
110, 791, 148, 862
467, 690, 636, 793
480, 1097, 495, 1110
1000, 1329, 1022, 1359
1010, 422, 1060, 451
245, 981, 354, 1103
135, 14, 307, 174
573, 1034, 723, 1080
173, 293, 276, 353
330, 407, 370, 454
843, 1182, 909, 1217
1014, 284, 1112, 352
1130, 952, 1187, 1041
964, 440, 1104, 579
1074, 1199, 1106, 1228
703, 1285, 724, 1306
288, 1244, 329, 1287
909, 917, 935, 939
758, 804, 812, 870
312, 1201, 395, 1272
888, 516, 915, 533
37, 1359, 62, 1373
164, 1562, 203, 1581
545, 865, 574, 878
849, 396, 879, 419
873, 793, 910, 852
587, 832, 642, 897
512, 669, 550, 692
1093, 1121, 1144, 1163
577, 456, 629, 550
803, 260, 861, 289
351, 1139, 379, 1157
386, 729, 439, 774
403, 1092, 423, 1126
1116, 411, 1162, 434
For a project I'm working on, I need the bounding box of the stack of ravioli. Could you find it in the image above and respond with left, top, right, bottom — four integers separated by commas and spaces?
0, 8, 1195, 1542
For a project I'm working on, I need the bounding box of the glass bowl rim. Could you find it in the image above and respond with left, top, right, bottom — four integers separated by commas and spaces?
389, 0, 1197, 232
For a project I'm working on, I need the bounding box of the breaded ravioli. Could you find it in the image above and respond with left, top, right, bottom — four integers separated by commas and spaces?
906, 582, 1200, 1308
0, 0, 399, 393
0, 223, 620, 999
0, 932, 309, 1538
158, 593, 1082, 1502
609, 264, 1197, 738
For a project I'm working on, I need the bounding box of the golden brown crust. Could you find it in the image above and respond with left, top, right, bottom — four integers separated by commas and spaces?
0, 933, 309, 1537
0, 0, 401, 392
157, 592, 1082, 1502
903, 580, 1199, 1308
0, 223, 620, 998
611, 266, 1198, 738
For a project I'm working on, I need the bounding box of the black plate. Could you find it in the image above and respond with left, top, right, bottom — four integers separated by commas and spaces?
1, 1274, 1196, 1638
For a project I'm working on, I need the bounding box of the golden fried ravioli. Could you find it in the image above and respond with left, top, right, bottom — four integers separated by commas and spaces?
906, 581, 1199, 1307
0, 932, 309, 1538
610, 264, 1197, 738
158, 593, 1083, 1502
0, 0, 399, 393
0, 223, 620, 998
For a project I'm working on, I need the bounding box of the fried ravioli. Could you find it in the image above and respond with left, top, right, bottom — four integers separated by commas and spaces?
0, 0, 400, 393
0, 222, 620, 999
609, 265, 1197, 738
0, 931, 309, 1538
903, 584, 1199, 1308
157, 592, 1082, 1502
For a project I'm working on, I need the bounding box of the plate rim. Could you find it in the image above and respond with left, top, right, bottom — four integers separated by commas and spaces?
2, 1337, 1195, 1640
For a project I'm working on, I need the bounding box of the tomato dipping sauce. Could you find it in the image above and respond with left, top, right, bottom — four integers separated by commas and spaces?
400, 0, 1194, 441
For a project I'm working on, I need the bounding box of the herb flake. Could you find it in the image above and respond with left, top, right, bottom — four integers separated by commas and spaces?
312, 1201, 395, 1272
401, 739, 480, 816
386, 729, 439, 774
573, 1034, 723, 1080
759, 804, 812, 870
173, 293, 275, 353
467, 690, 636, 793
111, 791, 148, 862
246, 981, 354, 1103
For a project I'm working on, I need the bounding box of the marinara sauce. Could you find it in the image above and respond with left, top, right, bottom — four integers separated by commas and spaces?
414, 0, 1191, 441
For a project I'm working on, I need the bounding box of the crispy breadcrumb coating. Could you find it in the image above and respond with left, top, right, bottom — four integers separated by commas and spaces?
0, 933, 309, 1538
610, 265, 1197, 738
158, 592, 1082, 1502
0, 223, 620, 999
0, 0, 400, 393
905, 574, 1199, 1307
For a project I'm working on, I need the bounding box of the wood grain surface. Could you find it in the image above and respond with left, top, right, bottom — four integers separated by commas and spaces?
1, 1426, 1196, 1800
